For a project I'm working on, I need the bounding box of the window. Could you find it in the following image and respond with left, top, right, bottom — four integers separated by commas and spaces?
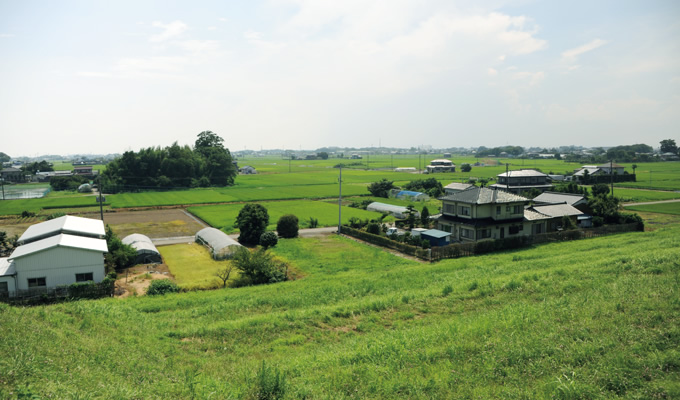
496, 206, 501, 215
506, 206, 511, 212
479, 229, 491, 239
444, 204, 456, 214
509, 225, 520, 235
514, 205, 522, 214
459, 206, 470, 216
28, 277, 46, 288
460, 228, 474, 239
0, 282, 8, 297
76, 273, 94, 282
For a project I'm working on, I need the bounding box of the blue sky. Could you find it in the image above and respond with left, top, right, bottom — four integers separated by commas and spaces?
1, 0, 678, 156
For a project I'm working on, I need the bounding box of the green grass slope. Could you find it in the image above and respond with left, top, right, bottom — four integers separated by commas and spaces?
1, 227, 679, 399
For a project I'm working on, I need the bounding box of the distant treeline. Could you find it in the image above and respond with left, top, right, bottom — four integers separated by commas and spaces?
565, 144, 654, 163
475, 146, 524, 157
102, 131, 237, 193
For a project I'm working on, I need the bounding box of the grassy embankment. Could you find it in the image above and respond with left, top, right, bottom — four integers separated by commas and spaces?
1, 225, 678, 399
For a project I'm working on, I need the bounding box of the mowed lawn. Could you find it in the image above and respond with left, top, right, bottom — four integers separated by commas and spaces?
625, 201, 680, 215
189, 200, 389, 232
158, 243, 235, 290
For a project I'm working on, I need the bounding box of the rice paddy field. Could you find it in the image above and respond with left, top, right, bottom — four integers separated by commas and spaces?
625, 201, 680, 215
188, 200, 390, 232
1, 225, 678, 399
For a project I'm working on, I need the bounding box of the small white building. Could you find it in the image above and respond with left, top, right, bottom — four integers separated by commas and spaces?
425, 159, 455, 173
2, 216, 108, 297
366, 202, 420, 219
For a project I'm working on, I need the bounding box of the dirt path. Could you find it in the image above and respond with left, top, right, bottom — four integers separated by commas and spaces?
623, 199, 680, 206
115, 264, 174, 298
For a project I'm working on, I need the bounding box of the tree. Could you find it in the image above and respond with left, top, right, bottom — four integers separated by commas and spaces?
420, 206, 430, 227
403, 178, 443, 197
0, 231, 18, 257
232, 247, 287, 285
632, 164, 638, 175
195, 131, 237, 186
406, 205, 416, 229
0, 152, 10, 163
260, 231, 278, 249
660, 139, 678, 154
591, 183, 610, 197
104, 226, 137, 272
461, 163, 472, 172
22, 160, 53, 175
316, 152, 329, 160
367, 178, 395, 198
366, 222, 381, 235
236, 204, 270, 245
214, 265, 234, 288
277, 214, 299, 238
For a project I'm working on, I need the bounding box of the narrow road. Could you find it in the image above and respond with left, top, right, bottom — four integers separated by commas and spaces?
152, 227, 339, 246
623, 199, 680, 206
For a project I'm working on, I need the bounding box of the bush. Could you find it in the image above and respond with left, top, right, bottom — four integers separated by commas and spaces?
366, 222, 381, 235
232, 247, 287, 285
277, 214, 299, 238
21, 211, 36, 218
260, 231, 278, 249
461, 163, 472, 172
46, 212, 66, 220
146, 279, 180, 296
308, 217, 319, 228
367, 178, 395, 198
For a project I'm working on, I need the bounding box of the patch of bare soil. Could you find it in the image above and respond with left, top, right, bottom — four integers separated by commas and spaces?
114, 263, 175, 298
80, 209, 206, 238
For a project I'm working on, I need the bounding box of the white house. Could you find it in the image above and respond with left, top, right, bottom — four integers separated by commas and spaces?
3, 216, 108, 297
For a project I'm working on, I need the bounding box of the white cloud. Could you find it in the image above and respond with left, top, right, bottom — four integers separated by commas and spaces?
150, 20, 188, 42
488, 67, 498, 76
207, 26, 217, 31
562, 38, 608, 62
174, 40, 220, 54
0, 33, 15, 38
244, 30, 264, 41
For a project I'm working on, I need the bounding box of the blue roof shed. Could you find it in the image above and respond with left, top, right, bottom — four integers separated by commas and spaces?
420, 229, 452, 247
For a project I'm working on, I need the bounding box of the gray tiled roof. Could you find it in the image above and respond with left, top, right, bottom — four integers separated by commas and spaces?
497, 169, 547, 178
530, 204, 583, 218
533, 192, 587, 206
439, 187, 529, 204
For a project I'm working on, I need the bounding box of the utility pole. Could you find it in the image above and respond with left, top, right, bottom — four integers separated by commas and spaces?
288, 156, 291, 173
98, 174, 104, 222
1, 178, 4, 200
610, 160, 614, 198
338, 166, 342, 234
506, 163, 509, 192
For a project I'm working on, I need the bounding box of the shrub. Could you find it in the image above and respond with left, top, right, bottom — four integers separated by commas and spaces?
260, 231, 279, 249
366, 222, 381, 235
146, 279, 180, 296
21, 210, 36, 218
461, 163, 472, 172
277, 214, 299, 238
232, 247, 287, 285
250, 361, 286, 400
308, 217, 319, 228
367, 178, 395, 198
46, 212, 66, 220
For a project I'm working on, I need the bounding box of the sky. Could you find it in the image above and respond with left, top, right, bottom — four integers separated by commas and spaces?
1, 0, 679, 157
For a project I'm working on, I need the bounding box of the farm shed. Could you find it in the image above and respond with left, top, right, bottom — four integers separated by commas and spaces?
18, 215, 106, 245
366, 202, 420, 219
395, 190, 430, 202
0, 258, 16, 298
122, 234, 162, 264
420, 229, 453, 247
196, 227, 242, 260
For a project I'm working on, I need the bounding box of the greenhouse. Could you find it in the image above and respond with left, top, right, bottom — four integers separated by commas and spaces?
122, 233, 162, 264
195, 227, 242, 260
366, 202, 420, 219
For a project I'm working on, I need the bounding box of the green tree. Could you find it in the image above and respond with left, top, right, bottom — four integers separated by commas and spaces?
22, 160, 53, 175
591, 183, 610, 197
236, 204, 270, 245
367, 178, 395, 198
277, 214, 299, 238
260, 231, 279, 249
659, 139, 677, 154
232, 247, 287, 285
420, 206, 430, 227
214, 264, 234, 288
366, 222, 381, 235
0, 152, 10, 163
104, 226, 137, 272
194, 131, 237, 186
316, 152, 329, 160
461, 163, 472, 172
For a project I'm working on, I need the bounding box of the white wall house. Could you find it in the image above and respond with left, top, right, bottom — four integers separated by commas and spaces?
4, 216, 108, 297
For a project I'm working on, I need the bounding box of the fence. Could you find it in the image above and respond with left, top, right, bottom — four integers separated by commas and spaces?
341, 223, 642, 262
0, 279, 115, 306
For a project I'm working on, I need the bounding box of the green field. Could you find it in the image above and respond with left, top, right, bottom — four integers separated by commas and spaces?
1, 225, 679, 398
613, 188, 680, 203
189, 200, 389, 232
625, 201, 680, 215
159, 243, 236, 290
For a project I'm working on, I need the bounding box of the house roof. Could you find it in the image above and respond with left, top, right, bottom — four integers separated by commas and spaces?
440, 187, 529, 204
421, 229, 452, 239
523, 209, 552, 221
18, 215, 105, 244
0, 258, 15, 276
598, 163, 625, 168
533, 192, 587, 206
429, 159, 454, 164
444, 182, 473, 191
497, 169, 547, 178
573, 167, 602, 176
1, 167, 22, 173
530, 204, 583, 218
9, 234, 108, 260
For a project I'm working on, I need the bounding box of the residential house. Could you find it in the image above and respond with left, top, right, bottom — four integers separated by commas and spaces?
1, 167, 25, 183
598, 162, 625, 175
444, 182, 473, 195
73, 165, 94, 176
533, 191, 589, 213
489, 169, 552, 194
526, 204, 584, 232
239, 166, 257, 175
437, 187, 547, 242
426, 159, 455, 173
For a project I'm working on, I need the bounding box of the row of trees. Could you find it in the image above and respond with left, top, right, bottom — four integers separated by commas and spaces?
102, 131, 237, 192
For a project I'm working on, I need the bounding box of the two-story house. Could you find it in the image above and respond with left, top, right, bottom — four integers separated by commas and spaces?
426, 159, 455, 173
489, 169, 552, 194
437, 187, 547, 242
